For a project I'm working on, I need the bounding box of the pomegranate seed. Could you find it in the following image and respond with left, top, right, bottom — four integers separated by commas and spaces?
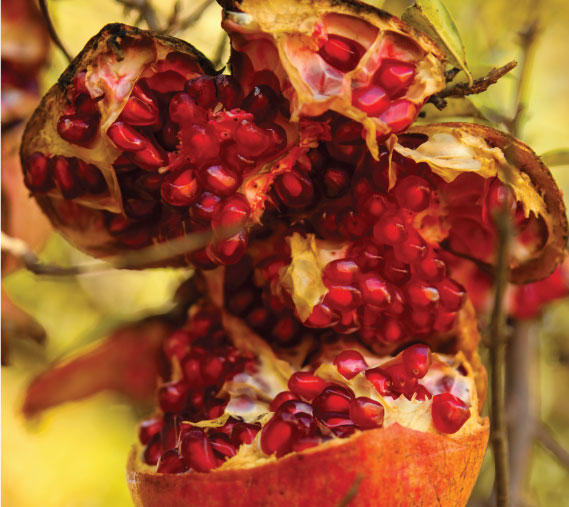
169, 92, 207, 124
437, 278, 466, 311
417, 254, 446, 282
359, 304, 380, 328
156, 121, 179, 151
271, 316, 299, 345
190, 192, 221, 223
241, 85, 278, 122
312, 385, 354, 416
380, 99, 417, 133
401, 344, 432, 379
393, 228, 427, 264
350, 397, 384, 429
57, 113, 98, 145
365, 367, 393, 396
233, 120, 272, 158
157, 52, 200, 78
208, 231, 249, 265
312, 207, 343, 240
145, 71, 187, 94
415, 385, 432, 401
292, 436, 322, 452
352, 85, 390, 116
277, 399, 314, 417
322, 165, 351, 198
406, 281, 440, 307
215, 75, 243, 109
359, 273, 392, 308
161, 169, 200, 206
211, 195, 250, 234
382, 248, 411, 284
359, 193, 386, 223
274, 170, 314, 209
269, 391, 300, 412
318, 34, 365, 72
433, 310, 457, 332
333, 119, 363, 144
255, 254, 289, 284
158, 381, 188, 413
373, 211, 407, 244
394, 175, 431, 212
246, 306, 271, 330
305, 302, 339, 328
377, 318, 407, 344
107, 122, 146, 151
182, 123, 220, 162
324, 285, 362, 312
76, 160, 106, 193
383, 363, 418, 395
199, 164, 242, 197
408, 308, 435, 333
260, 414, 300, 457
24, 152, 53, 192
138, 417, 164, 445
164, 329, 191, 360
181, 429, 217, 472
185, 76, 217, 108
431, 393, 471, 434
200, 355, 225, 385
120, 96, 159, 126
337, 208, 369, 239
142, 434, 162, 465
322, 258, 360, 286
349, 241, 383, 271
484, 178, 516, 219
52, 156, 81, 199
209, 433, 237, 458
231, 422, 261, 445
287, 372, 328, 401
227, 288, 255, 316
318, 413, 355, 431
157, 449, 188, 474
375, 61, 415, 95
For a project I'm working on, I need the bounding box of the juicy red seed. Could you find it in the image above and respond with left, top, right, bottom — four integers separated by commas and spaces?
138, 417, 164, 445
437, 278, 466, 311
359, 273, 392, 308
485, 178, 516, 217
241, 85, 278, 122
337, 208, 369, 239
373, 211, 407, 244
142, 435, 162, 465
383, 363, 418, 395
158, 381, 188, 413
164, 330, 190, 360
200, 355, 225, 385
185, 76, 217, 108
269, 391, 300, 412
352, 85, 390, 116
276, 399, 314, 417
406, 281, 440, 307
181, 429, 217, 472
169, 92, 207, 124
233, 120, 272, 158
52, 156, 80, 199
380, 100, 417, 133
231, 422, 261, 445
417, 255, 446, 282
431, 393, 471, 434
408, 308, 435, 333
190, 192, 222, 223
318, 34, 365, 72
57, 114, 98, 144
359, 193, 386, 222
271, 316, 299, 345
350, 241, 383, 271
208, 231, 248, 265
313, 385, 354, 416
334, 350, 368, 379
145, 71, 187, 94
401, 344, 432, 379
287, 372, 328, 401
349, 397, 384, 429
120, 96, 159, 126
211, 195, 250, 233
274, 170, 314, 209
305, 303, 339, 328
292, 437, 323, 452
365, 368, 392, 396
378, 318, 407, 344
394, 175, 431, 212
215, 75, 243, 109
323, 259, 359, 286
263, 123, 287, 156
375, 61, 415, 95
157, 449, 188, 474
199, 164, 241, 196
255, 254, 289, 284
260, 415, 299, 457
76, 160, 106, 193
393, 229, 428, 264
318, 413, 355, 430
131, 140, 167, 169
157, 121, 179, 151
107, 122, 146, 151
161, 169, 200, 207
324, 285, 362, 312
24, 152, 52, 192
382, 249, 410, 285
333, 120, 363, 144
433, 311, 457, 332
415, 385, 432, 401
182, 124, 220, 161
227, 288, 255, 315
387, 286, 406, 315
322, 166, 351, 198
156, 52, 199, 78
209, 433, 237, 458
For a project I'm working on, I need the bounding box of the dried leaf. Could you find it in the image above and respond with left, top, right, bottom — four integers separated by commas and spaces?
540, 149, 569, 167
402, 0, 472, 85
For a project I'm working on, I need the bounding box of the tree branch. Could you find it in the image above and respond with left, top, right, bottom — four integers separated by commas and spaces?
429, 61, 517, 111
535, 423, 569, 469
172, 0, 214, 34
38, 0, 72, 63
115, 0, 161, 32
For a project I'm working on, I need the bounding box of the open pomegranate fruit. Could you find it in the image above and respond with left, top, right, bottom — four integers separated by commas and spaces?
18, 0, 568, 505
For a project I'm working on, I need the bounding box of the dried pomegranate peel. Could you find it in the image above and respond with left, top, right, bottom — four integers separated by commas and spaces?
127, 307, 488, 507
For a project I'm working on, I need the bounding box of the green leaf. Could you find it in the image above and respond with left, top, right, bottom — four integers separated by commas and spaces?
402, 0, 472, 85
540, 149, 569, 167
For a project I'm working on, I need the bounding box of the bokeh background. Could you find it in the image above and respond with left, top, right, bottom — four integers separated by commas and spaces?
2, 0, 568, 505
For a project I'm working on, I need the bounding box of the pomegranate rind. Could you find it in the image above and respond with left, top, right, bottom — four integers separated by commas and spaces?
223, 0, 446, 158
20, 24, 216, 259
127, 418, 488, 507
403, 123, 567, 283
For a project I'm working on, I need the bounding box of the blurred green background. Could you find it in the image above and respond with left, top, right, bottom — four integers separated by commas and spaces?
2, 0, 569, 505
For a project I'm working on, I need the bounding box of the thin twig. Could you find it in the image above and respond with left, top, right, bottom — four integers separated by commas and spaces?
487, 206, 513, 507
429, 61, 517, 110
535, 423, 569, 469
38, 0, 72, 63
174, 0, 215, 33
115, 0, 161, 32
165, 0, 183, 34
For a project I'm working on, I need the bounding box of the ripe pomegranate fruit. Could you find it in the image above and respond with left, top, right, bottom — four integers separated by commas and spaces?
127, 306, 488, 507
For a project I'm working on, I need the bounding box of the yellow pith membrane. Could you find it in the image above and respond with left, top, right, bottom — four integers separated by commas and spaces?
128, 309, 488, 507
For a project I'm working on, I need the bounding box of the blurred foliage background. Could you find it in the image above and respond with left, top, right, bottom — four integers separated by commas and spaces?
2, 0, 568, 505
